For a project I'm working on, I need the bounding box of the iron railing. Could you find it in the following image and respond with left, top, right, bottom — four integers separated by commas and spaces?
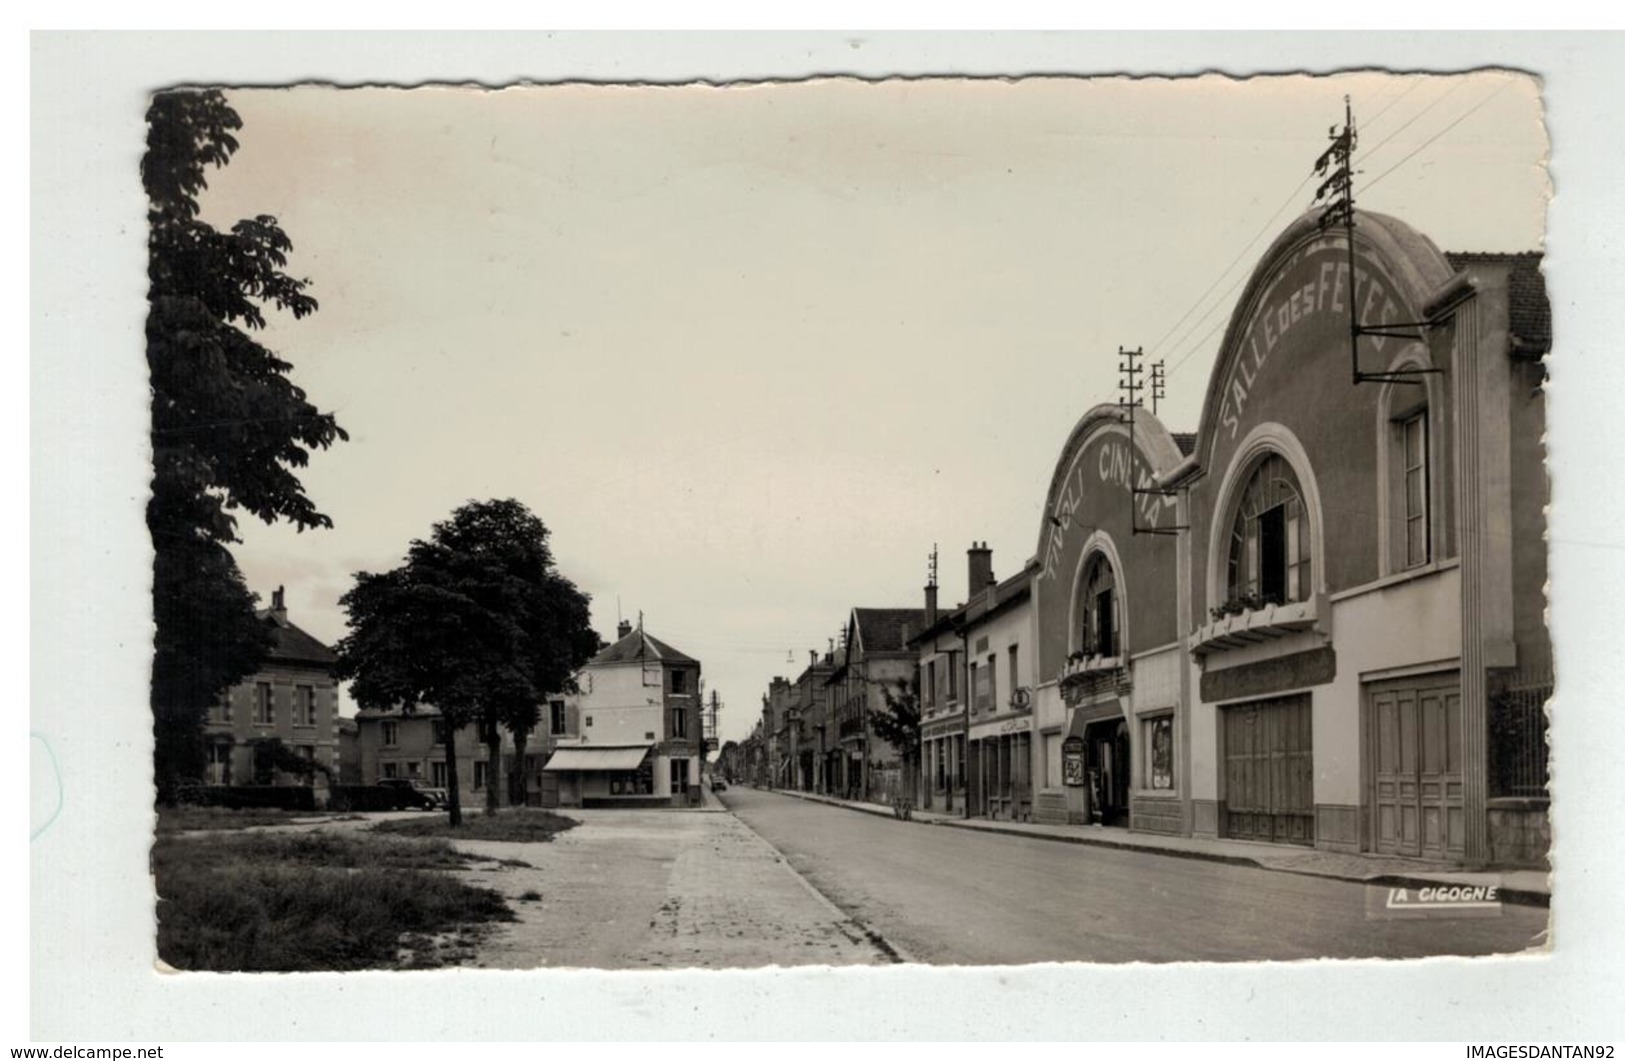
1489, 667, 1552, 800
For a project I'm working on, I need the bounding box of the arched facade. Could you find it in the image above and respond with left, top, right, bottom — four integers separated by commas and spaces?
1030, 405, 1187, 831
1163, 210, 1550, 864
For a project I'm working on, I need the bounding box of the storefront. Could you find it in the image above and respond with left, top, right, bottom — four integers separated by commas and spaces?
541, 744, 662, 808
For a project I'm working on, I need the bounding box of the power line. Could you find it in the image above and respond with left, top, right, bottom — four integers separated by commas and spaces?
1364, 80, 1515, 194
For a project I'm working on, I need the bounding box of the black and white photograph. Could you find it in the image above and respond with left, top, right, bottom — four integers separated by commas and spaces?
28, 30, 1625, 1044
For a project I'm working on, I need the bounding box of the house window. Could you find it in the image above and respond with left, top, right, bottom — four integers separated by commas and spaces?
431, 720, 447, 745
549, 700, 567, 736
672, 705, 689, 739
1008, 644, 1020, 704
254, 683, 274, 725
971, 662, 986, 713
1402, 410, 1430, 568
431, 760, 448, 787
210, 691, 233, 725
473, 761, 488, 790
297, 745, 316, 786
382, 720, 400, 747
926, 663, 937, 709
1143, 715, 1174, 791
1227, 453, 1311, 608
407, 760, 421, 779
946, 652, 958, 700
295, 686, 317, 727
671, 670, 687, 695
987, 654, 998, 714
206, 741, 231, 784
1077, 553, 1120, 658
382, 761, 399, 779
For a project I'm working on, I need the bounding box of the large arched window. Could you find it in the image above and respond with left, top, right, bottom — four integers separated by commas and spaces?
1077, 552, 1121, 658
1226, 453, 1311, 607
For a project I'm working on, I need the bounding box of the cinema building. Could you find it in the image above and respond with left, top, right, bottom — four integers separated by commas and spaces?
1030, 408, 1192, 832
1161, 211, 1550, 866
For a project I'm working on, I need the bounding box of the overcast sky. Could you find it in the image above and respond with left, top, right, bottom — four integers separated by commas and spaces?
200, 72, 1546, 743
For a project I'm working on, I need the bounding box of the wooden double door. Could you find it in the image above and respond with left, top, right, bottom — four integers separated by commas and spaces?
1222, 695, 1314, 846
1369, 675, 1464, 860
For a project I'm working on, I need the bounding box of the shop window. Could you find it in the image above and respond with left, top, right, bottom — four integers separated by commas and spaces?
671, 759, 691, 795
1142, 715, 1174, 791
1226, 453, 1311, 609
1078, 553, 1121, 657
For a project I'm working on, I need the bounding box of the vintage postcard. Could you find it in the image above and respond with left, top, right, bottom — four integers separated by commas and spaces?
31, 32, 1620, 1043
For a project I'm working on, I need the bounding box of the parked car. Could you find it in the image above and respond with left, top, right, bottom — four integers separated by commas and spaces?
377, 777, 449, 810
710, 776, 728, 792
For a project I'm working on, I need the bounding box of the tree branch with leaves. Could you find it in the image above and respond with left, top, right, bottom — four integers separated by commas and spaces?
145, 89, 346, 802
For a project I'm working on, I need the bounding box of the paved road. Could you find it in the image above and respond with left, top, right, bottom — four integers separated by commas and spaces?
721, 786, 1549, 965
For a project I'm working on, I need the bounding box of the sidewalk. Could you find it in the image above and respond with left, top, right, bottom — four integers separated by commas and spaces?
763, 787, 1550, 907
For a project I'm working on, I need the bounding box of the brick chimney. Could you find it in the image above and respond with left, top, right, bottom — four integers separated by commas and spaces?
617, 619, 633, 640
271, 585, 288, 622
925, 582, 939, 625
967, 541, 994, 593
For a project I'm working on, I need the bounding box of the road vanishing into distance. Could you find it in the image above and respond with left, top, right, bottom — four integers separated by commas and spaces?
719, 786, 1549, 966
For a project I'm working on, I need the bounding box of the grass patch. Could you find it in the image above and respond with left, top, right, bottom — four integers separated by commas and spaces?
153, 832, 513, 971
371, 808, 580, 843
156, 806, 324, 833
161, 829, 472, 871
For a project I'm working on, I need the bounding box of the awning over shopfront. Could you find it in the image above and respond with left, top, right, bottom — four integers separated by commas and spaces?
1068, 699, 1123, 735
541, 745, 651, 772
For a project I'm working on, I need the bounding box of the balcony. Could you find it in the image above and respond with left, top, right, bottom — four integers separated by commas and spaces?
1057, 653, 1129, 702
1190, 593, 1326, 656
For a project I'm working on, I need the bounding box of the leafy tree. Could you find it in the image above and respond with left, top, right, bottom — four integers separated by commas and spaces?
334, 500, 602, 826
870, 675, 922, 812
145, 88, 346, 801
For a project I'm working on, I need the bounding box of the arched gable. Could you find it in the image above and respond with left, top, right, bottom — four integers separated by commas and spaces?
1182, 210, 1460, 610
1033, 404, 1184, 683
1191, 209, 1456, 472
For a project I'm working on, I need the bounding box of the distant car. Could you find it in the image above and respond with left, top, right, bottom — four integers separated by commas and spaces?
378, 778, 449, 810
710, 777, 728, 792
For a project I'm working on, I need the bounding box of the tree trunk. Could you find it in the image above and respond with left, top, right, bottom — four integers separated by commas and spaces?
443, 726, 463, 827
485, 726, 502, 814
511, 728, 530, 808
